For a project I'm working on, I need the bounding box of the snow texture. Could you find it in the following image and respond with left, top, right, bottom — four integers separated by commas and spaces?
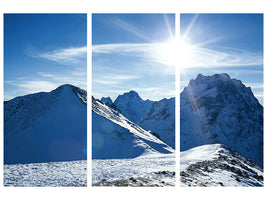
92, 153, 175, 186
4, 160, 87, 187
180, 144, 263, 187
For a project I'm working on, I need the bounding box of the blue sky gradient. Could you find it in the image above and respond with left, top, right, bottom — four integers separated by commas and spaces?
4, 14, 87, 100
92, 14, 175, 101
180, 14, 263, 105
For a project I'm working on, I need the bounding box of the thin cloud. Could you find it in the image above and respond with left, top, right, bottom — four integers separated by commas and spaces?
183, 46, 263, 68
93, 74, 141, 85
93, 42, 262, 69
110, 17, 152, 42
92, 43, 152, 54
37, 46, 87, 65
5, 68, 87, 100
243, 82, 263, 89
93, 42, 175, 66
6, 80, 59, 94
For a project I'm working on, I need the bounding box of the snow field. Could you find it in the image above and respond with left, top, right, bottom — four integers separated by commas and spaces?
92, 153, 175, 185
4, 160, 87, 187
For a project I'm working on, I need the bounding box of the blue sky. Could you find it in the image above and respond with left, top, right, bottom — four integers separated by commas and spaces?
92, 14, 175, 101
180, 14, 263, 105
4, 14, 87, 100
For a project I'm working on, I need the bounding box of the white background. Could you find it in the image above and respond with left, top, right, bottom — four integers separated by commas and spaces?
0, 0, 266, 199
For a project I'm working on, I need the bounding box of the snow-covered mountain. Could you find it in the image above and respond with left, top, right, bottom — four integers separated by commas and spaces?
92, 96, 174, 159
103, 91, 175, 148
101, 97, 112, 104
100, 96, 120, 112
180, 74, 263, 165
181, 144, 263, 187
4, 84, 87, 164
114, 91, 153, 124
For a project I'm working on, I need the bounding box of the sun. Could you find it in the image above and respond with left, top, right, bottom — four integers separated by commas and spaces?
158, 39, 193, 68
159, 39, 178, 66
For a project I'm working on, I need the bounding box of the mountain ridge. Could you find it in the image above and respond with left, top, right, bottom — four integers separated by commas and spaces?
99, 90, 175, 148
180, 144, 263, 186
92, 96, 173, 159
4, 84, 87, 164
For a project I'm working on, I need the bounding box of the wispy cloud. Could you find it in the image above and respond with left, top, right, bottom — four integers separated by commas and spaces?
110, 17, 152, 42
183, 46, 262, 68
93, 43, 152, 54
93, 42, 262, 69
93, 74, 141, 86
5, 68, 87, 100
243, 82, 263, 89
6, 80, 59, 95
37, 46, 87, 65
93, 42, 175, 67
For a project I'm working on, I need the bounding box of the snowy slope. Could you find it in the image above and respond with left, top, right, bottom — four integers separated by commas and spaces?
4, 160, 87, 187
4, 84, 87, 164
92, 153, 175, 186
107, 91, 175, 148
92, 97, 173, 159
180, 144, 263, 187
180, 74, 263, 165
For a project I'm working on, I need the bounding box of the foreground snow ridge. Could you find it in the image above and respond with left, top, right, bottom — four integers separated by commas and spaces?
180, 144, 263, 187
4, 160, 87, 187
92, 153, 175, 186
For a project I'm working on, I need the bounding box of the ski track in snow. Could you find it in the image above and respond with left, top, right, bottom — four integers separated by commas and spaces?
92, 153, 175, 184
4, 160, 87, 187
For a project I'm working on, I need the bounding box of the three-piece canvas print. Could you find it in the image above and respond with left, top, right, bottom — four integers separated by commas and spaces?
3, 13, 263, 187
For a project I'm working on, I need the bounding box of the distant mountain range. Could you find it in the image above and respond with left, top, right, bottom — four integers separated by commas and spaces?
100, 91, 175, 148
4, 73, 263, 187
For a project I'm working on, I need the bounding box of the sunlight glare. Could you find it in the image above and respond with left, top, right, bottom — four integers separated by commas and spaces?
160, 39, 178, 66
179, 40, 193, 67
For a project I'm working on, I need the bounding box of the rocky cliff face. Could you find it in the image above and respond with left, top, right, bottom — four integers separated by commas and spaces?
180, 74, 263, 165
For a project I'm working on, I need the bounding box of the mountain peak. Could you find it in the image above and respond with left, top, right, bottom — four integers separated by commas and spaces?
124, 90, 141, 98
4, 84, 87, 164
101, 97, 113, 104
115, 90, 143, 105
114, 91, 153, 124
181, 73, 263, 165
57, 84, 73, 89
194, 73, 231, 83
